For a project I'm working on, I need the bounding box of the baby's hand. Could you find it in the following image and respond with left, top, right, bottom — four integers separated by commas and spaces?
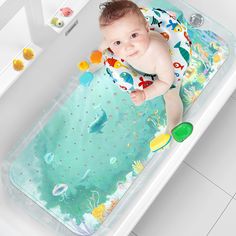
130, 90, 146, 106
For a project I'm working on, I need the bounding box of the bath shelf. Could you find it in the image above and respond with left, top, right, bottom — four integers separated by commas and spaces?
0, 43, 42, 98
47, 0, 90, 34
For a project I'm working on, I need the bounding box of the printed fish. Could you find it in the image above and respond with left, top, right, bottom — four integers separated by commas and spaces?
166, 19, 178, 30
150, 16, 162, 27
88, 106, 108, 134
184, 31, 192, 46
153, 9, 161, 17
119, 85, 128, 90
106, 68, 117, 83
138, 77, 153, 89
173, 62, 185, 70
166, 20, 182, 32
174, 41, 190, 65
105, 58, 129, 69
120, 72, 134, 85
160, 32, 170, 40
153, 8, 167, 14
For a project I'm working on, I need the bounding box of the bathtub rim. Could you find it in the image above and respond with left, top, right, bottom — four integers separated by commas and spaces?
1, 0, 236, 235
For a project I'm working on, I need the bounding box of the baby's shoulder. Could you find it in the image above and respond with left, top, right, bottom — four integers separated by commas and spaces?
149, 32, 171, 60
149, 32, 169, 52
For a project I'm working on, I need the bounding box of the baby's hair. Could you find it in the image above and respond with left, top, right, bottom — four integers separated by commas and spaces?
99, 0, 145, 27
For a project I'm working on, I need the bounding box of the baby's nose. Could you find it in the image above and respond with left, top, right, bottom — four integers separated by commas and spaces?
125, 42, 134, 51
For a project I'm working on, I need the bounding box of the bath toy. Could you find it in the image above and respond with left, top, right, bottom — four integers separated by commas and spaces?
171, 122, 193, 142
78, 61, 90, 71
60, 7, 73, 17
150, 134, 172, 152
51, 17, 64, 28
88, 106, 108, 134
79, 71, 94, 87
103, 7, 191, 92
23, 48, 34, 60
90, 50, 103, 64
13, 59, 24, 71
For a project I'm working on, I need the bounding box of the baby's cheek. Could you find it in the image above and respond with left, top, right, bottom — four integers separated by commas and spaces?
112, 48, 124, 58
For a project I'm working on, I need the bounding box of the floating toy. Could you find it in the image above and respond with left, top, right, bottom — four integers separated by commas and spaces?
78, 50, 103, 86
90, 50, 103, 64
150, 134, 172, 152
23, 48, 34, 60
103, 7, 191, 92
13, 59, 24, 71
51, 17, 64, 28
79, 71, 94, 87
171, 122, 193, 142
60, 7, 73, 17
78, 61, 90, 71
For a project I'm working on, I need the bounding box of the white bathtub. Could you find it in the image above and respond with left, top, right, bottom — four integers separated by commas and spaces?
0, 0, 236, 235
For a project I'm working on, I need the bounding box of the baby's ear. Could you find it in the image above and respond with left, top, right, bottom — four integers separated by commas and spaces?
145, 21, 150, 32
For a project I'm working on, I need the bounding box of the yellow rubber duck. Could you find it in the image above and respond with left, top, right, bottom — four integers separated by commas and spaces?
23, 48, 34, 60
13, 59, 24, 71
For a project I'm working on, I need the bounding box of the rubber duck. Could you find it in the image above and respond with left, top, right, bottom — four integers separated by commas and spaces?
23, 48, 34, 60
60, 7, 73, 17
51, 17, 64, 28
13, 59, 24, 71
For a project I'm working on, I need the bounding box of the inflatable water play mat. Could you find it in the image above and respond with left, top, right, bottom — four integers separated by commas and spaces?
8, 0, 230, 235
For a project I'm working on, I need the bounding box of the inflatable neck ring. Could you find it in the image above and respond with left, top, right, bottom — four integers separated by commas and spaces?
103, 7, 192, 92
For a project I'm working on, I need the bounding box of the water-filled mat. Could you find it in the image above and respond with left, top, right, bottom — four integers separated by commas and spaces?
9, 2, 230, 235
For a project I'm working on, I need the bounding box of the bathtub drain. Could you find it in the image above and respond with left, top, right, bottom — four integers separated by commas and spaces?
189, 13, 204, 27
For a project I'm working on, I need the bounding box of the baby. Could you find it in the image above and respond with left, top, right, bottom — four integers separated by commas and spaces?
99, 0, 184, 133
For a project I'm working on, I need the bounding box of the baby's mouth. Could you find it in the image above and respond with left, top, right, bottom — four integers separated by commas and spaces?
127, 51, 138, 58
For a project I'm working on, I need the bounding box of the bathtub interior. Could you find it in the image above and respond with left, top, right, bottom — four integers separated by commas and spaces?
1, 0, 236, 235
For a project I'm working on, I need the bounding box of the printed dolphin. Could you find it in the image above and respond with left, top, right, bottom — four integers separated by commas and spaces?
88, 106, 108, 134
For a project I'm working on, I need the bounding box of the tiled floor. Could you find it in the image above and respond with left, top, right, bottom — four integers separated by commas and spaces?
131, 97, 236, 236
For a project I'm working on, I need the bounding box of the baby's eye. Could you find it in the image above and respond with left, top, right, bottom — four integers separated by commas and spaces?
114, 41, 121, 46
131, 33, 138, 38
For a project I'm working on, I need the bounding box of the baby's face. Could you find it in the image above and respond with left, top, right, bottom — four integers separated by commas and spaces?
101, 13, 150, 60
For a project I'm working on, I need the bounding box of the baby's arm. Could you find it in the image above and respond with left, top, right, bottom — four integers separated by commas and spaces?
143, 46, 175, 100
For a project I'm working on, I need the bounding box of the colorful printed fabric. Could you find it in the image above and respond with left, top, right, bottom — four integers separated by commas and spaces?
104, 7, 191, 92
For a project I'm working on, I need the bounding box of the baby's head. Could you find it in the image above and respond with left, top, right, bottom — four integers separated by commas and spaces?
99, 0, 150, 60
